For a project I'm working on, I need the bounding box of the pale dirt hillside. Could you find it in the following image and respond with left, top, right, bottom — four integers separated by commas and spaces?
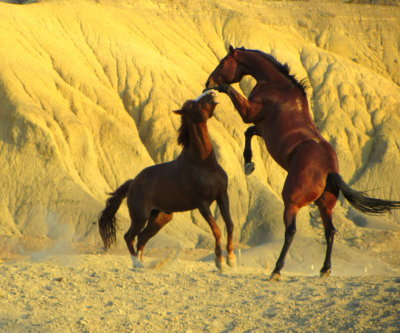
0, 0, 399, 270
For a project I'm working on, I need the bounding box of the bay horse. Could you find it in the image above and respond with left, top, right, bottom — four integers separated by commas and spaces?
98, 90, 236, 270
205, 46, 400, 280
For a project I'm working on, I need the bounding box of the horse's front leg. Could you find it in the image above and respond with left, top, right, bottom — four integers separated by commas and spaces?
214, 84, 259, 123
198, 205, 225, 271
216, 192, 236, 268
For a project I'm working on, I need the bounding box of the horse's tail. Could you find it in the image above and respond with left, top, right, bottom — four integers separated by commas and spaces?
98, 180, 132, 249
328, 173, 400, 215
243, 126, 257, 164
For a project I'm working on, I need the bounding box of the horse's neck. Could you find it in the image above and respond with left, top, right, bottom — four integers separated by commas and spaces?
186, 122, 214, 161
241, 53, 290, 86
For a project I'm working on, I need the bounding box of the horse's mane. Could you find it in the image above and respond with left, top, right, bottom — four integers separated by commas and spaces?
238, 47, 309, 95
177, 101, 191, 147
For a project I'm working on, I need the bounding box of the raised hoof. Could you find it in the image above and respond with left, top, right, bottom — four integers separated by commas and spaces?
269, 272, 281, 281
320, 269, 331, 278
227, 254, 237, 268
131, 255, 144, 268
215, 257, 226, 271
244, 162, 255, 175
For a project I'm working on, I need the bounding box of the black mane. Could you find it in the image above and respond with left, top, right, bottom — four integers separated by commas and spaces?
238, 47, 309, 94
177, 113, 190, 147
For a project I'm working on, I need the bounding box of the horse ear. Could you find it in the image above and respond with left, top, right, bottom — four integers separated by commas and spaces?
173, 110, 183, 115
229, 45, 235, 54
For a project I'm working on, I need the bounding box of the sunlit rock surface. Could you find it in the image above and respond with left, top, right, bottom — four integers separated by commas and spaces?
0, 0, 399, 254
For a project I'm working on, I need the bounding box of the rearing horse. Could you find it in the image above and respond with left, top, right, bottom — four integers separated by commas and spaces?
205, 46, 400, 280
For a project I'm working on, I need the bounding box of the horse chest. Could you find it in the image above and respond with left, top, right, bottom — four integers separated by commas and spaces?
189, 167, 225, 198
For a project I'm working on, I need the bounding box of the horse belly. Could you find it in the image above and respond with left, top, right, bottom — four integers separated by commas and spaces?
139, 166, 225, 213
150, 182, 198, 212
259, 123, 320, 170
261, 132, 292, 170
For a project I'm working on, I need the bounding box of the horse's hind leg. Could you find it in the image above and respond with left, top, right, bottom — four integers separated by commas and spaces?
315, 187, 339, 277
136, 211, 173, 262
243, 126, 257, 175
217, 193, 236, 267
198, 205, 224, 270
271, 204, 299, 281
124, 211, 148, 268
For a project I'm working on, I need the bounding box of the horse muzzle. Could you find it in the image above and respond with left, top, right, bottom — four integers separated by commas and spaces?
207, 89, 220, 104
194, 89, 220, 104
205, 77, 219, 90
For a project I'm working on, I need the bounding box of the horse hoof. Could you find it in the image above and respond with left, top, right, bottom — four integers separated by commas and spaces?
227, 254, 237, 268
131, 255, 144, 268
215, 257, 226, 271
320, 269, 331, 278
269, 272, 281, 281
244, 162, 255, 175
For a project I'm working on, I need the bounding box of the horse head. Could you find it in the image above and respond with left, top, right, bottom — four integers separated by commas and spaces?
205, 45, 246, 89
173, 89, 219, 122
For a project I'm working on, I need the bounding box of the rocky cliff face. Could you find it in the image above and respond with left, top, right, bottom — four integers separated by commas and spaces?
0, 0, 399, 251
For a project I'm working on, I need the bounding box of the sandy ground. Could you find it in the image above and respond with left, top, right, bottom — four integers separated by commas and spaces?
0, 247, 399, 333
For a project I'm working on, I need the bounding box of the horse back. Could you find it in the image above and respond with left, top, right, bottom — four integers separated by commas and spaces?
129, 155, 228, 212
250, 83, 336, 170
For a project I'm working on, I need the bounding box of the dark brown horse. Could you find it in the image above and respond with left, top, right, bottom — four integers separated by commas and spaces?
205, 46, 400, 280
98, 90, 236, 270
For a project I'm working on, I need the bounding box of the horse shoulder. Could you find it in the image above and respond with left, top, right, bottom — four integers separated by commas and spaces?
191, 162, 228, 194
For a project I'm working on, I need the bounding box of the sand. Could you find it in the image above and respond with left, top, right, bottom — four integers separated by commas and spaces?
0, 247, 399, 332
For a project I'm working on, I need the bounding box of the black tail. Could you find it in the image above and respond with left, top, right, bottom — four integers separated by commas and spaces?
243, 126, 258, 164
329, 173, 400, 215
98, 180, 132, 249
